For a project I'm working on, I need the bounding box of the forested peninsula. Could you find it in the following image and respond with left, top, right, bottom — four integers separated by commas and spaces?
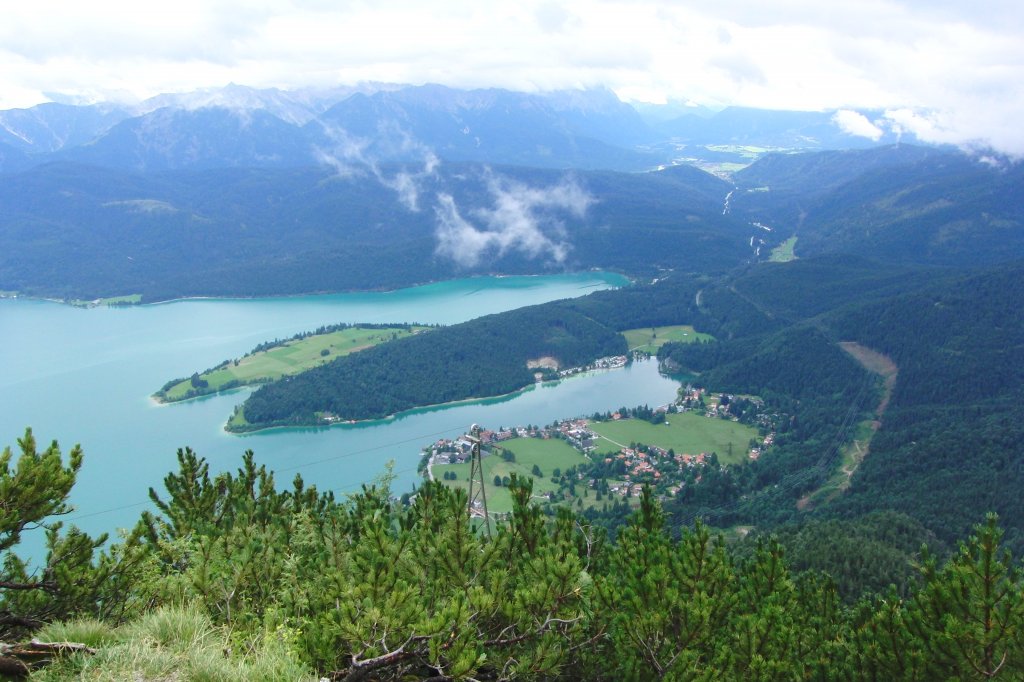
233, 305, 629, 430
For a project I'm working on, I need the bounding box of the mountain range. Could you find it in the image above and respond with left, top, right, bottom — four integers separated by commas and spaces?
0, 83, 920, 173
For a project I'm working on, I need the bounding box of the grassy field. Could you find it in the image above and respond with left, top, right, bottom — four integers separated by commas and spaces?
433, 437, 590, 514
769, 236, 798, 262
590, 413, 759, 465
622, 325, 714, 353
705, 144, 778, 155
159, 325, 427, 402
692, 161, 751, 176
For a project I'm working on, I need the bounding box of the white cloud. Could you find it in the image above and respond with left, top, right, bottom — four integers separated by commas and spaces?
434, 172, 593, 267
833, 110, 884, 141
0, 1, 1022, 154
315, 123, 439, 211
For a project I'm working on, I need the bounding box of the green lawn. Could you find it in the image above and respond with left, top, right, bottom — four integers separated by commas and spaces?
590, 413, 759, 465
433, 437, 589, 514
769, 236, 798, 262
622, 325, 714, 353
159, 326, 428, 402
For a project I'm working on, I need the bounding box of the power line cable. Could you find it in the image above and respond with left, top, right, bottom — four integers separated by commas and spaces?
65, 424, 469, 523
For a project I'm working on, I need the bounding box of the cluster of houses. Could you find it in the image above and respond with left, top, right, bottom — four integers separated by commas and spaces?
749, 432, 775, 460
557, 355, 628, 378
601, 445, 710, 497
426, 418, 599, 465
422, 391, 778, 504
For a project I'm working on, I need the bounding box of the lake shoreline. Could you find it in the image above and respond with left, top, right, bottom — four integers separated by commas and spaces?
1, 269, 633, 309
224, 362, 642, 435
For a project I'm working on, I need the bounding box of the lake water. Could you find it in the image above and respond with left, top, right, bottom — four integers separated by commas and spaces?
0, 273, 681, 558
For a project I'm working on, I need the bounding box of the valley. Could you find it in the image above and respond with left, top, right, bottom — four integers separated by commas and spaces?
2, 4, 1023, 677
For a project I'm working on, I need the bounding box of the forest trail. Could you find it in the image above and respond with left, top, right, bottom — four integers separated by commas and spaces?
838, 342, 898, 424
796, 343, 898, 511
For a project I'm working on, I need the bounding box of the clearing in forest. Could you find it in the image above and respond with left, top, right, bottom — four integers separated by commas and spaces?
797, 342, 898, 510
622, 325, 714, 354
769, 236, 798, 262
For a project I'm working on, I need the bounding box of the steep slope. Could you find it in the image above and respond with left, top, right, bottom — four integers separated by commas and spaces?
659, 257, 1024, 553
61, 107, 318, 170
0, 101, 131, 153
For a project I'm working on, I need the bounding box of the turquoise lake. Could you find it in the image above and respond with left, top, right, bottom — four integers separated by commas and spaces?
0, 273, 682, 558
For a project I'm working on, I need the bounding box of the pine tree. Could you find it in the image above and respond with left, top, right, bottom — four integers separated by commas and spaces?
0, 429, 133, 641
907, 514, 1024, 679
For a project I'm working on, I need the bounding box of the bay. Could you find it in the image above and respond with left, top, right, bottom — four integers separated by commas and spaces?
0, 273, 681, 559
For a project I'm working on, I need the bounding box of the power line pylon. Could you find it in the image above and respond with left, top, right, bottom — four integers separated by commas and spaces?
465, 424, 492, 538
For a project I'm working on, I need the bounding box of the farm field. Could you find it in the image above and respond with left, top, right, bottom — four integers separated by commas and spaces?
158, 325, 428, 402
622, 325, 714, 354
590, 413, 758, 465
432, 437, 590, 514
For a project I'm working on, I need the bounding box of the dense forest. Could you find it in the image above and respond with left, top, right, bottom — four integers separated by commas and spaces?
657, 257, 1024, 559
0, 161, 745, 301
3, 144, 1018, 302
3, 432, 1024, 680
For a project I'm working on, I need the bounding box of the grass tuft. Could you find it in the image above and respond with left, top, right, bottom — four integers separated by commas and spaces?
34, 618, 118, 648
30, 605, 315, 681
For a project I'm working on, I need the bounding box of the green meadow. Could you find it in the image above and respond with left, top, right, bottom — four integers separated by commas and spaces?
590, 413, 758, 465
622, 325, 714, 353
769, 236, 798, 262
158, 325, 428, 402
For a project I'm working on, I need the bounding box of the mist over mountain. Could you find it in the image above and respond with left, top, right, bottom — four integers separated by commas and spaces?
0, 82, 1015, 304
0, 160, 745, 300
652, 107, 909, 149
0, 83, 925, 174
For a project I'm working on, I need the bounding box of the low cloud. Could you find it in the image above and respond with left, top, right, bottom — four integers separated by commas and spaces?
315, 123, 438, 211
832, 109, 883, 141
435, 172, 593, 267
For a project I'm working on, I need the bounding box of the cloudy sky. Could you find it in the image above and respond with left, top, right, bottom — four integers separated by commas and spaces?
2, 0, 1022, 154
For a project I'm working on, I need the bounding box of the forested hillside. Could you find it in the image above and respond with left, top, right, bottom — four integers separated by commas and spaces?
732, 145, 1024, 267
234, 252, 1024, 568
0, 161, 745, 300
659, 257, 1024, 558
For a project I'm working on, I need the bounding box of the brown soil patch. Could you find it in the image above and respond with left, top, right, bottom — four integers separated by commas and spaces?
526, 356, 559, 370
839, 342, 898, 418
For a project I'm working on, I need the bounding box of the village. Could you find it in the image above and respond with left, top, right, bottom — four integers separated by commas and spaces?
421, 385, 779, 512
